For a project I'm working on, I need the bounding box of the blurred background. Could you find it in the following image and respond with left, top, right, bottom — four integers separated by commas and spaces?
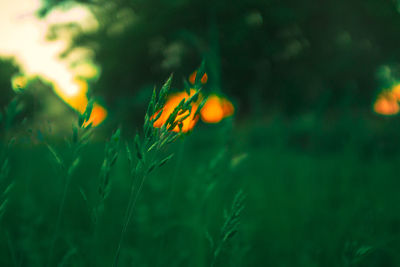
4, 0, 400, 130
3, 0, 400, 266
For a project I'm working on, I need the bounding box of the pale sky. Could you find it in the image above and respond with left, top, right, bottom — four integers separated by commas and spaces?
0, 0, 99, 96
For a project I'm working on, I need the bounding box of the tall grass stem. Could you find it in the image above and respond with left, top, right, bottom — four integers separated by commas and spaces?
112, 172, 147, 267
47, 174, 72, 267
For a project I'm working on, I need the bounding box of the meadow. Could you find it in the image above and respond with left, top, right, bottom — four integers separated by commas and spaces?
2, 0, 400, 266
1, 86, 400, 266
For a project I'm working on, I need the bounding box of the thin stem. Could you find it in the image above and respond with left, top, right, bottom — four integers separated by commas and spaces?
112, 177, 137, 265
210, 242, 223, 267
47, 172, 72, 267
156, 140, 185, 267
166, 139, 185, 210
112, 172, 147, 267
90, 199, 103, 267
6, 231, 18, 267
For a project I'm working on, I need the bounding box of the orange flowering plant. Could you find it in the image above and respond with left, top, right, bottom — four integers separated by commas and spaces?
152, 66, 235, 132
373, 84, 400, 116
374, 91, 399, 116
372, 65, 400, 116
151, 88, 202, 133
114, 74, 199, 265
200, 94, 235, 123
187, 67, 235, 124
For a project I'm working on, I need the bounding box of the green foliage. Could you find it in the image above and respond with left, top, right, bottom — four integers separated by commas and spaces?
0, 159, 13, 221
46, 102, 96, 265
211, 190, 246, 267
96, 128, 121, 218
113, 74, 203, 266
0, 58, 19, 108
7, 1, 400, 262
100, 129, 121, 196
0, 97, 20, 224
2, 104, 400, 266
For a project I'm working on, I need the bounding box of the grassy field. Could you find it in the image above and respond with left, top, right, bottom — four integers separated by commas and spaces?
3, 0, 400, 265
1, 100, 400, 266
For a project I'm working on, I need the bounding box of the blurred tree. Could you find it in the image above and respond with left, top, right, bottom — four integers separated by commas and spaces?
40, 0, 400, 117
0, 58, 19, 107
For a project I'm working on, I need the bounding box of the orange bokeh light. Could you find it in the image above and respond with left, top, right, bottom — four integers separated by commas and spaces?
374, 92, 399, 115
83, 104, 108, 127
55, 78, 107, 126
152, 89, 200, 132
391, 84, 400, 100
200, 94, 234, 123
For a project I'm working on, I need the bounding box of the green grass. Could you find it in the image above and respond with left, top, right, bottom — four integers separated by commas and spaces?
2, 91, 400, 266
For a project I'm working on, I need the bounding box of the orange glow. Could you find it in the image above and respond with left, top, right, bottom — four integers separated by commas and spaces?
221, 98, 235, 117
200, 95, 235, 123
55, 78, 107, 127
374, 92, 399, 115
152, 89, 200, 132
83, 104, 108, 127
54, 78, 107, 126
391, 84, 400, 100
54, 78, 88, 112
189, 71, 208, 85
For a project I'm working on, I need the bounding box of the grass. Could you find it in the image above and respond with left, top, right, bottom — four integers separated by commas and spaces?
0, 98, 18, 223
210, 189, 246, 267
45, 101, 97, 266
2, 81, 400, 266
